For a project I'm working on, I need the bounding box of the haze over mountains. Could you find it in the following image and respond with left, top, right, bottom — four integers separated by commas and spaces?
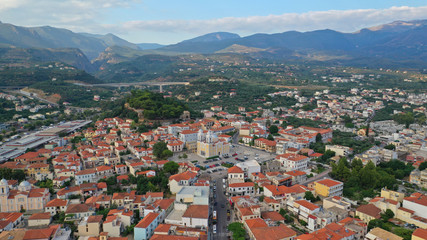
0, 19, 427, 72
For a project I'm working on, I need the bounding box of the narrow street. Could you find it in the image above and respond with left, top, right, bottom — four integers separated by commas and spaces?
215, 178, 229, 240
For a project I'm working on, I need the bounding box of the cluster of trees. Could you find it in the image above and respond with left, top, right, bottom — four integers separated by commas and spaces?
98, 162, 179, 195
31, 81, 112, 107
342, 115, 355, 128
227, 222, 246, 240
96, 54, 177, 83
281, 116, 323, 128
134, 171, 170, 194
0, 66, 99, 86
0, 168, 26, 182
331, 158, 412, 200
368, 209, 413, 240
331, 130, 373, 154
278, 208, 294, 224
98, 99, 140, 123
393, 112, 415, 128
304, 191, 321, 202
172, 78, 296, 113
419, 162, 427, 171
152, 142, 173, 159
98, 176, 123, 195
35, 179, 54, 194
269, 125, 279, 135
127, 90, 188, 120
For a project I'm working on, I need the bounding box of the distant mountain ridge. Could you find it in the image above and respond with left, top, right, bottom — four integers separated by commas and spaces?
0, 22, 139, 60
1, 19, 427, 73
158, 19, 427, 65
137, 43, 165, 50
181, 32, 240, 43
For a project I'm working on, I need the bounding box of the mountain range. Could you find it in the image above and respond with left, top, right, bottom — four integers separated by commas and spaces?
161, 20, 427, 65
0, 19, 427, 74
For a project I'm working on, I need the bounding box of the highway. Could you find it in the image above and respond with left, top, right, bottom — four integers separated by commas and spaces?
72, 81, 190, 88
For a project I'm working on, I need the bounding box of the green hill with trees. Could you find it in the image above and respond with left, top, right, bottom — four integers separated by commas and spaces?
127, 90, 188, 120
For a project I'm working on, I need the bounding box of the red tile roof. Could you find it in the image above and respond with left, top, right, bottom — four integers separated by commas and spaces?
29, 212, 51, 220
169, 171, 197, 182
356, 204, 381, 219
228, 166, 243, 174
45, 198, 68, 207
413, 228, 427, 240
252, 224, 297, 240
295, 200, 320, 211
182, 205, 209, 219
135, 212, 159, 228
316, 178, 343, 187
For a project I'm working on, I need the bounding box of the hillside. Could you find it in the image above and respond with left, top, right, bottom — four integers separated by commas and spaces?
0, 22, 136, 60
94, 54, 181, 82
92, 46, 149, 70
0, 47, 94, 72
0, 63, 100, 86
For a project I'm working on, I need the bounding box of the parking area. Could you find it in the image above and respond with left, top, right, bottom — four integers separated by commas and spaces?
170, 143, 276, 179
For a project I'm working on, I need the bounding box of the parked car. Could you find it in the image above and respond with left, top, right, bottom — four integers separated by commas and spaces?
232, 153, 238, 156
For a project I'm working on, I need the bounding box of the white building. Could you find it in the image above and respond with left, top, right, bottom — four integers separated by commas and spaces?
182, 205, 209, 228
176, 186, 210, 205
276, 153, 309, 172
228, 166, 245, 184
75, 169, 97, 185
228, 182, 256, 197
236, 160, 261, 177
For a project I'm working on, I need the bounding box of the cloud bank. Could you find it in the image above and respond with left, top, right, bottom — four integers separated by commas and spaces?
122, 6, 427, 35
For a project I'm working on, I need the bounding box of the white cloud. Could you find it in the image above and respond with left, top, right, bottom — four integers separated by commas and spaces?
121, 5, 427, 36
0, 0, 139, 32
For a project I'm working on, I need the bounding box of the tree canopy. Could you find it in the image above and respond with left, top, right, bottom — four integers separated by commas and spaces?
127, 90, 188, 120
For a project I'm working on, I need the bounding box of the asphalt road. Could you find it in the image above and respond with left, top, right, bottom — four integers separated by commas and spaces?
301, 168, 332, 185
215, 178, 229, 240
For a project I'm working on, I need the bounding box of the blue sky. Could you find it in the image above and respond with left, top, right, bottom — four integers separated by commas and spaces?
1, 0, 427, 44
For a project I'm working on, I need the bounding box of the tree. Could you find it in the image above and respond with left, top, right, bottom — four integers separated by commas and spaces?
359, 161, 379, 188
368, 219, 383, 231
316, 133, 322, 143
384, 144, 396, 150
267, 134, 274, 141
419, 162, 427, 171
279, 208, 287, 217
381, 209, 395, 221
161, 150, 173, 159
331, 158, 351, 182
351, 158, 363, 171
269, 125, 278, 135
153, 141, 167, 159
228, 222, 246, 240
304, 191, 317, 202
163, 161, 179, 175
393, 112, 415, 128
